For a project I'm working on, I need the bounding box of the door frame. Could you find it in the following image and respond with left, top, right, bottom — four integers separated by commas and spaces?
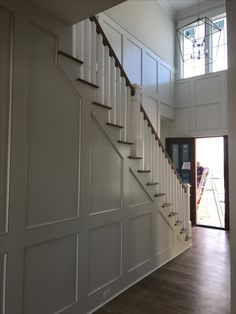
166, 137, 197, 226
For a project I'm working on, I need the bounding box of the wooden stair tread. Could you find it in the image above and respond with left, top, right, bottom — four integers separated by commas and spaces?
154, 193, 165, 197
175, 220, 183, 225
138, 170, 151, 173
147, 182, 159, 186
92, 102, 112, 110
128, 156, 143, 159
76, 78, 99, 89
58, 50, 83, 64
168, 212, 178, 217
185, 236, 192, 241
107, 122, 124, 129
180, 228, 187, 234
118, 140, 134, 145
162, 202, 171, 207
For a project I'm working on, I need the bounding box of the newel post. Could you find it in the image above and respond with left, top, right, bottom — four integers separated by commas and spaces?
129, 84, 142, 157
185, 183, 192, 238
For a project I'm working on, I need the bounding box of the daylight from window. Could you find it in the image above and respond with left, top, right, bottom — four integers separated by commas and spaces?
180, 15, 227, 79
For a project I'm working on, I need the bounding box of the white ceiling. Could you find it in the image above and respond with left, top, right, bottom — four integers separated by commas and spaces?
159, 0, 225, 18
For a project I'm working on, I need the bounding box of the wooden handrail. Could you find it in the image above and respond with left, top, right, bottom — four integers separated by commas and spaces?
140, 104, 187, 192
90, 16, 135, 96
89, 15, 186, 192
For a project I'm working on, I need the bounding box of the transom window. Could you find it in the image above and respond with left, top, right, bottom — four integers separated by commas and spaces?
179, 14, 227, 79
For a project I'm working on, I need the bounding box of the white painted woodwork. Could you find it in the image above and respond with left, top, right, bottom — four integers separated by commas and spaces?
0, 3, 191, 314
169, 71, 228, 138
24, 235, 78, 314
0, 6, 12, 235
128, 214, 153, 271
98, 13, 175, 133
128, 170, 152, 207
89, 117, 122, 214
88, 223, 122, 294
96, 34, 105, 104
75, 21, 84, 78
156, 212, 174, 256
91, 21, 97, 84
26, 24, 80, 227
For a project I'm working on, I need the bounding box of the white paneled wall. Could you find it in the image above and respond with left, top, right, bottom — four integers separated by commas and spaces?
98, 13, 175, 135
168, 71, 228, 138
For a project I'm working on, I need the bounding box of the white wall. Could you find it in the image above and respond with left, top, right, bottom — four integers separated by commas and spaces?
226, 1, 236, 313
167, 71, 228, 138
97, 11, 175, 134
104, 0, 175, 67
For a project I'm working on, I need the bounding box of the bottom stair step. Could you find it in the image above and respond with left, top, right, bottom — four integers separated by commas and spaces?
168, 212, 178, 217
185, 236, 192, 241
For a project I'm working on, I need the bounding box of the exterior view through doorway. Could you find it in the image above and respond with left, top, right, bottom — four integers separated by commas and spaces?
166, 136, 229, 230
196, 137, 228, 229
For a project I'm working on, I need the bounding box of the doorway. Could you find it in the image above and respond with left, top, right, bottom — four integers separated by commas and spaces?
196, 137, 229, 229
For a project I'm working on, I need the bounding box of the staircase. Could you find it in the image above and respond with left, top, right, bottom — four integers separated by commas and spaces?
59, 16, 192, 243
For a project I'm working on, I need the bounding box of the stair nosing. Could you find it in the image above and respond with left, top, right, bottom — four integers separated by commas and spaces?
107, 122, 124, 129
92, 102, 112, 110
128, 156, 143, 159
76, 78, 99, 89
58, 50, 84, 64
138, 170, 151, 173
154, 193, 165, 197
162, 203, 171, 207
118, 140, 134, 145
168, 212, 178, 217
147, 182, 159, 186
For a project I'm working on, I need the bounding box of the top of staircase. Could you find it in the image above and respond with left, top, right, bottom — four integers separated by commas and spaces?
33, 0, 126, 24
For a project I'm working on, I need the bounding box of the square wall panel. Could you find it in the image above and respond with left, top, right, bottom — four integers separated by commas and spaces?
24, 235, 78, 314
88, 222, 122, 294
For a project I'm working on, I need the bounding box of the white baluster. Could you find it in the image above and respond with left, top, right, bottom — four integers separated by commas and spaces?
185, 184, 192, 238
144, 120, 149, 170
152, 135, 156, 183
163, 155, 166, 202
76, 21, 84, 79
91, 21, 97, 85
141, 116, 145, 170
181, 186, 185, 229
126, 87, 131, 142
104, 46, 110, 108
121, 79, 127, 141
147, 128, 152, 173
109, 57, 116, 124
159, 146, 163, 192
130, 85, 142, 156
116, 67, 121, 126
84, 19, 91, 82
96, 34, 104, 104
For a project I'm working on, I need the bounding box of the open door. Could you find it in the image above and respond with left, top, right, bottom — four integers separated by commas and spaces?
166, 138, 196, 225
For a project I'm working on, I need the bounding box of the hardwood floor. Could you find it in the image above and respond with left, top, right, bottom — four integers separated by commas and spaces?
94, 227, 230, 314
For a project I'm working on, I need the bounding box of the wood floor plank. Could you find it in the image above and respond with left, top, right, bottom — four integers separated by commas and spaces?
94, 227, 230, 314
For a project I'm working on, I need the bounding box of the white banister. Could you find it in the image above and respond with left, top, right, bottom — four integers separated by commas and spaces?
120, 79, 127, 141
96, 34, 104, 104
104, 46, 110, 108
109, 57, 116, 124
130, 85, 142, 157
116, 67, 121, 126
76, 21, 84, 79
91, 21, 97, 84
185, 184, 192, 237
84, 19, 91, 82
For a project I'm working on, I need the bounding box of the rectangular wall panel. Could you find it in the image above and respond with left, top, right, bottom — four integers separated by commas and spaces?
195, 75, 221, 103
103, 21, 122, 62
143, 52, 157, 98
26, 24, 81, 227
158, 63, 171, 105
0, 254, 7, 314
88, 222, 122, 294
195, 103, 221, 130
128, 214, 153, 271
24, 235, 78, 314
124, 38, 142, 85
0, 7, 13, 234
